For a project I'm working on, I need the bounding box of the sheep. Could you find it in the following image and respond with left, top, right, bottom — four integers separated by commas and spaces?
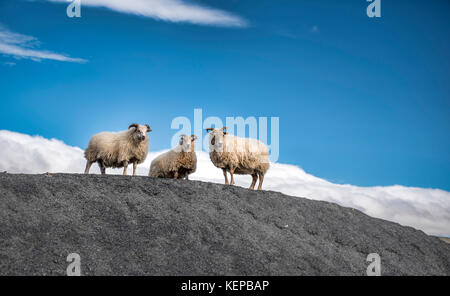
206, 127, 269, 190
84, 123, 152, 176
149, 134, 197, 180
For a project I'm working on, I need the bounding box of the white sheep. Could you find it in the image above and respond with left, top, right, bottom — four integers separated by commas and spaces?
149, 134, 197, 179
206, 127, 269, 190
84, 123, 151, 176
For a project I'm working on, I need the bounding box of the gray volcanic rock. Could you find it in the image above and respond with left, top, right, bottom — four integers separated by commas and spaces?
0, 173, 449, 275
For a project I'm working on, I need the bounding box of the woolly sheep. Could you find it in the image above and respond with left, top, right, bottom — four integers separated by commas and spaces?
84, 123, 152, 176
206, 127, 269, 190
149, 134, 197, 179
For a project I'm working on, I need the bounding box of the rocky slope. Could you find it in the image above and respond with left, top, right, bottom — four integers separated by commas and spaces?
0, 173, 448, 275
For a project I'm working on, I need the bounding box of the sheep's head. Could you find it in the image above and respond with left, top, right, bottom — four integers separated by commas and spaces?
129, 123, 152, 142
179, 134, 197, 152
206, 127, 227, 152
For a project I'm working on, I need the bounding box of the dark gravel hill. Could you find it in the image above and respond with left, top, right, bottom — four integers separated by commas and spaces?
0, 173, 448, 275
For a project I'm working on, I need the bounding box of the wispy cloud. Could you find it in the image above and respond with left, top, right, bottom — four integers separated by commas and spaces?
1, 130, 449, 237
311, 25, 319, 33
276, 29, 297, 39
0, 25, 86, 63
49, 0, 247, 27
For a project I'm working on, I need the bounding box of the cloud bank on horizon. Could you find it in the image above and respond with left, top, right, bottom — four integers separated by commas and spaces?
0, 25, 86, 63
48, 0, 247, 27
1, 130, 449, 237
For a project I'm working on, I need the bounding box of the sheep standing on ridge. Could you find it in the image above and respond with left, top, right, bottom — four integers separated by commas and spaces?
149, 134, 197, 179
206, 127, 269, 190
84, 123, 152, 176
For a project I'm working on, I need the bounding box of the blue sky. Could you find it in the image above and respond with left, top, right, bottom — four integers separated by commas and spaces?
0, 0, 449, 190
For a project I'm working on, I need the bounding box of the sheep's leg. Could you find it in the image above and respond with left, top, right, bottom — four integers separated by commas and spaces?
230, 168, 235, 185
123, 161, 129, 176
84, 161, 94, 174
222, 169, 229, 185
250, 173, 258, 190
174, 171, 179, 179
185, 175, 189, 180
257, 173, 264, 190
98, 161, 106, 175
133, 161, 137, 176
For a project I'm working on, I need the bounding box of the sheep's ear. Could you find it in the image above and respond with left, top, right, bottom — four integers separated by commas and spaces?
128, 123, 138, 130
146, 124, 152, 132
191, 134, 197, 141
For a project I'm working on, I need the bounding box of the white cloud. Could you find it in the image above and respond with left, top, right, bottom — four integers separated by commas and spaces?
0, 26, 86, 63
49, 0, 247, 27
1, 130, 449, 237
3, 61, 16, 66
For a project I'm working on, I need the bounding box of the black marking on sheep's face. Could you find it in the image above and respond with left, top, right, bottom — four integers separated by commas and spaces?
137, 131, 146, 141
179, 135, 196, 152
209, 130, 226, 152
131, 125, 150, 142
133, 130, 145, 141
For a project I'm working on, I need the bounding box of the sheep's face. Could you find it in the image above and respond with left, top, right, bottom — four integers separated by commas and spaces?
179, 134, 197, 152
207, 127, 227, 152
129, 123, 151, 142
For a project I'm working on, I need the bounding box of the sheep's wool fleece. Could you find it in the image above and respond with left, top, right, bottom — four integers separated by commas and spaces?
149, 149, 196, 178
210, 135, 269, 174
84, 129, 149, 168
